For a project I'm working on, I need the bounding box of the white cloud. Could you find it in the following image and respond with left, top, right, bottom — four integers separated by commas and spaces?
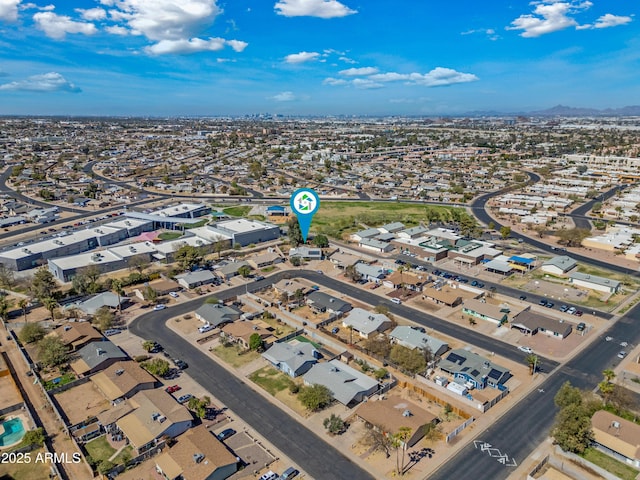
0, 0, 21, 22
352, 78, 383, 89
0, 72, 80, 92
339, 66, 378, 76
371, 68, 479, 87
76, 7, 107, 21
339, 56, 356, 64
323, 77, 347, 86
145, 37, 247, 55
271, 91, 296, 101
593, 13, 632, 29
274, 0, 356, 19
34, 11, 97, 39
507, 1, 592, 38
284, 51, 320, 63
105, 25, 128, 35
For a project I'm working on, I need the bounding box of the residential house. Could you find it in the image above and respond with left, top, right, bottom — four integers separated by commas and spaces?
540, 255, 578, 276
355, 395, 437, 448
289, 247, 323, 260
329, 251, 361, 269
175, 270, 217, 289
116, 389, 193, 455
216, 261, 251, 281
194, 304, 242, 328
303, 359, 379, 407
262, 340, 319, 377
154, 425, 238, 480
220, 321, 274, 350
306, 291, 352, 315
91, 360, 156, 401
462, 299, 509, 325
50, 322, 103, 352
247, 251, 283, 269
355, 264, 386, 282
389, 326, 449, 357
591, 410, 640, 468
342, 308, 392, 339
382, 271, 428, 291
569, 272, 621, 294
70, 340, 128, 376
510, 310, 573, 339
422, 287, 462, 307
272, 279, 309, 300
76, 292, 129, 316
438, 349, 510, 390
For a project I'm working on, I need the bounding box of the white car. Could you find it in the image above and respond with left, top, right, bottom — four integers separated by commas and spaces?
518, 346, 533, 354
169, 292, 179, 298
198, 323, 214, 334
153, 304, 167, 311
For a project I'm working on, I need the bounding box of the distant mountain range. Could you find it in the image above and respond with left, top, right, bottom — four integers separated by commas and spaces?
465, 105, 640, 117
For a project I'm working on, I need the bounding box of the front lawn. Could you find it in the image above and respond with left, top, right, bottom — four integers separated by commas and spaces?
43, 371, 76, 391
249, 366, 295, 396
581, 448, 639, 480
210, 344, 260, 368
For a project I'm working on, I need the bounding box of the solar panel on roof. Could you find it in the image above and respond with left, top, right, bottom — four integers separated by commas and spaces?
470, 369, 480, 377
446, 353, 466, 364
488, 369, 503, 380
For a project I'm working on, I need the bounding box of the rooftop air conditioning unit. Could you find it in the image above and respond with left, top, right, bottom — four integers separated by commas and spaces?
612, 421, 621, 428
115, 369, 124, 376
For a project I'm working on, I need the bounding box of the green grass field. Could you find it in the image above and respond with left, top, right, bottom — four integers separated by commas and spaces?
249, 366, 295, 396
158, 232, 182, 241
85, 436, 116, 464
223, 206, 252, 217
581, 447, 639, 480
210, 344, 260, 368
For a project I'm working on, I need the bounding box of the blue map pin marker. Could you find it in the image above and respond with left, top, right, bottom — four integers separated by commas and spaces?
290, 188, 320, 243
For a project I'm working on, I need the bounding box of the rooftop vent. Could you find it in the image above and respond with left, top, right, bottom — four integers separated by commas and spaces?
402, 410, 413, 417
114, 369, 124, 376
612, 421, 621, 429
193, 453, 204, 464
96, 348, 105, 355
151, 412, 160, 421
64, 325, 72, 331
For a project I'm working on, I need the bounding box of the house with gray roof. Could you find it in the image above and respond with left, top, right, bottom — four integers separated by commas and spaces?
355, 263, 386, 281
398, 226, 429, 239
70, 340, 128, 376
378, 222, 405, 234
76, 292, 129, 316
511, 310, 573, 339
175, 270, 217, 289
303, 359, 379, 407
262, 341, 319, 377
359, 238, 394, 253
569, 272, 621, 294
540, 255, 577, 276
342, 308, 392, 339
216, 261, 250, 280
389, 326, 449, 357
289, 247, 323, 260
438, 349, 510, 390
194, 303, 242, 327
351, 228, 382, 242
306, 291, 352, 315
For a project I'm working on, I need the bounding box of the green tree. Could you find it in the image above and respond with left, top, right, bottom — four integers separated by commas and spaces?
389, 344, 426, 374
0, 295, 12, 322
97, 460, 115, 475
174, 244, 203, 271
313, 234, 329, 248
288, 216, 303, 247
391, 427, 412, 476
141, 358, 170, 377
499, 226, 511, 239
556, 228, 591, 247
290, 256, 302, 267
249, 333, 263, 351
0, 264, 15, 289
551, 403, 593, 454
30, 268, 58, 302
111, 279, 124, 312
142, 286, 158, 303
598, 369, 616, 405
298, 384, 333, 411
525, 354, 538, 375
19, 323, 46, 343
22, 428, 45, 447
187, 395, 211, 418
37, 336, 68, 367
344, 264, 361, 283
42, 297, 58, 320
555, 382, 584, 409
238, 265, 252, 278
92, 306, 114, 331
323, 414, 345, 435
142, 340, 157, 352
374, 368, 388, 380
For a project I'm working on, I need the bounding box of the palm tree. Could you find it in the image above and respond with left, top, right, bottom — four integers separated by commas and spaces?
603, 369, 616, 383
391, 426, 412, 476
525, 354, 538, 375
42, 297, 58, 321
18, 298, 28, 323
111, 279, 124, 312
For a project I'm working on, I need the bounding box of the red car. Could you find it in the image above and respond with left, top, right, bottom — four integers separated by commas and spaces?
165, 385, 181, 394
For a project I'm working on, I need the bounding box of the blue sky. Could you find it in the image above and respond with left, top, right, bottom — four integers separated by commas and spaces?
0, 0, 637, 115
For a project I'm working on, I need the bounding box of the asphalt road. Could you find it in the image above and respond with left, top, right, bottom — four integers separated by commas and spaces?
430, 299, 640, 480
129, 269, 561, 479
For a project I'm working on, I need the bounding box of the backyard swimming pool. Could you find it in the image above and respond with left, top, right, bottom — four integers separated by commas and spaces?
0, 417, 26, 447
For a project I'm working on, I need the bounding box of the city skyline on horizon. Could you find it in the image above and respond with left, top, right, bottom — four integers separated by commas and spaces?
0, 0, 637, 116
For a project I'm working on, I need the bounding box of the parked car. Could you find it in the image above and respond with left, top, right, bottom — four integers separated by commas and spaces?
539, 299, 547, 306
217, 428, 236, 441
545, 302, 554, 308
177, 394, 193, 403
174, 359, 188, 370
476, 282, 485, 288
391, 298, 401, 305
281, 467, 300, 479
576, 322, 586, 331
331, 327, 339, 334
198, 324, 214, 334
519, 295, 527, 301
104, 329, 121, 336
518, 346, 533, 354
471, 280, 479, 287
567, 307, 577, 315
574, 310, 583, 317
559, 305, 568, 312
153, 304, 167, 311
618, 351, 627, 359
169, 291, 179, 298
254, 275, 265, 281
258, 472, 278, 480
165, 385, 181, 394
